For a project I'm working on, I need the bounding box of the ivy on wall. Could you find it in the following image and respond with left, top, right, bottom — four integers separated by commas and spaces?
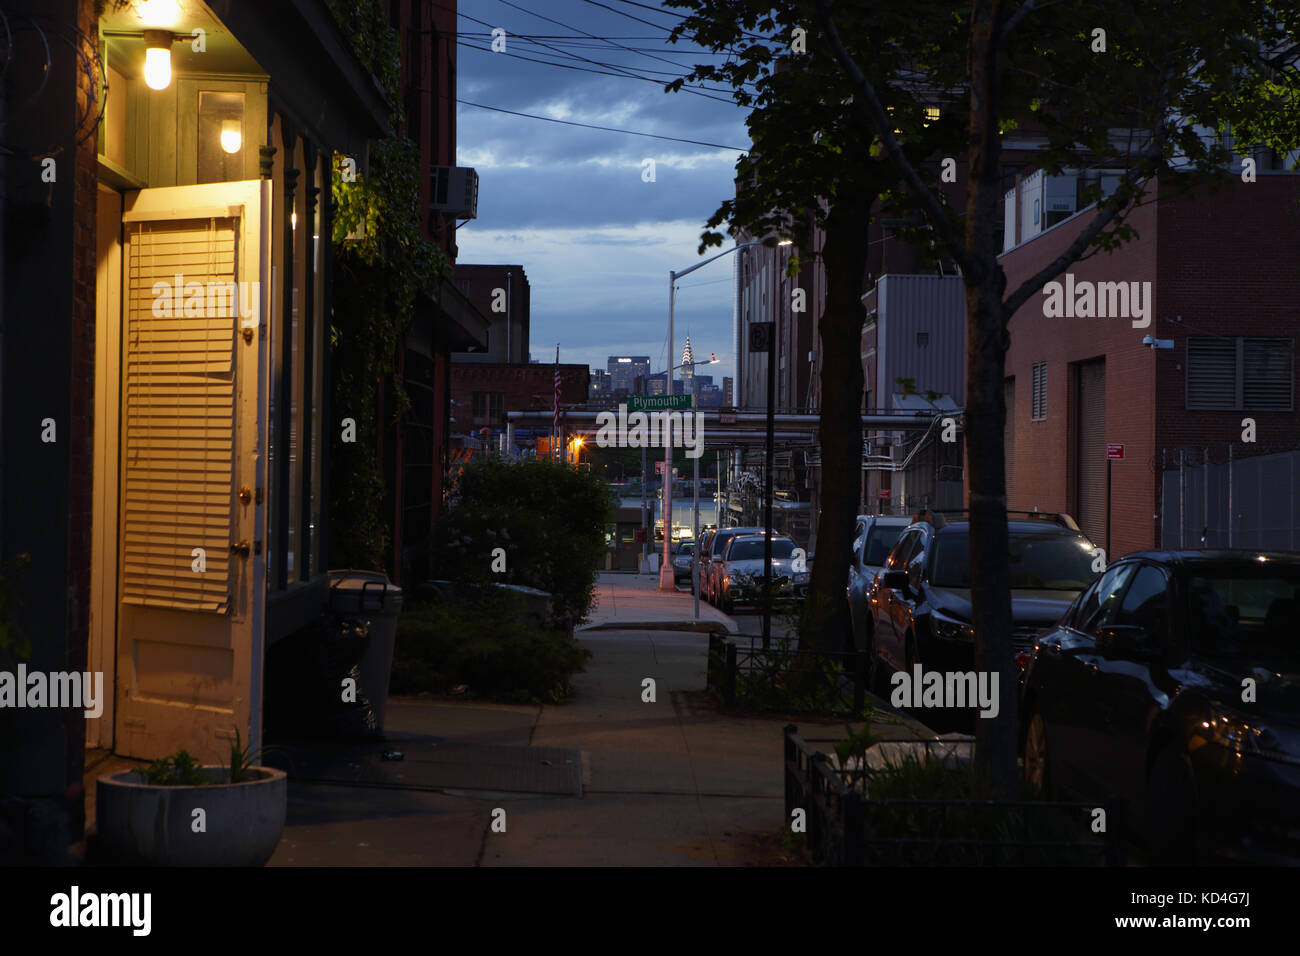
326, 0, 450, 571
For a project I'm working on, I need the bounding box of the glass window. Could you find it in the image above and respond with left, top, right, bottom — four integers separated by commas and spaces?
862, 524, 904, 568
930, 530, 1098, 590
727, 538, 795, 561
1188, 566, 1300, 658
197, 91, 246, 184
1077, 563, 1135, 633
1113, 565, 1170, 642
887, 531, 917, 570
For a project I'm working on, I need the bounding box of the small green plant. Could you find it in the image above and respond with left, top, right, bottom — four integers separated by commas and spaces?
228, 727, 282, 783
138, 750, 208, 786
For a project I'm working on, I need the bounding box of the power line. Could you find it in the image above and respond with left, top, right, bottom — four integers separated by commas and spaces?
492, 0, 694, 75
456, 38, 742, 103
455, 97, 747, 150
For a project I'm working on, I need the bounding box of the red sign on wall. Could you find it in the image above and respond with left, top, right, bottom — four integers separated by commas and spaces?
1106, 443, 1125, 460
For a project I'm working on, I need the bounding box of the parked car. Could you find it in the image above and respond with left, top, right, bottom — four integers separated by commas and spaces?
716, 534, 808, 614
868, 510, 1100, 699
701, 526, 766, 604
847, 515, 912, 651
1021, 549, 1300, 863
672, 539, 695, 587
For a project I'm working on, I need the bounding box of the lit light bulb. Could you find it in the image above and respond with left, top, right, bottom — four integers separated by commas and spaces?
143, 31, 172, 90
291, 210, 297, 230
220, 119, 242, 154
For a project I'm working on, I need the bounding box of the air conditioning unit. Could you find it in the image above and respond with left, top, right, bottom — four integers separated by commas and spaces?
430, 166, 479, 219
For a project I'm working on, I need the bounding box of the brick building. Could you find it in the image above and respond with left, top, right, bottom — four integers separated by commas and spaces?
999, 172, 1300, 557
451, 364, 589, 434
451, 264, 531, 364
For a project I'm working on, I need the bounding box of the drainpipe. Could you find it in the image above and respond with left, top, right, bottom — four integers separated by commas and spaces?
506, 271, 512, 363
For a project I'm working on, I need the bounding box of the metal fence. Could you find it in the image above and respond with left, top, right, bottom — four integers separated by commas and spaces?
1160, 445, 1300, 550
783, 725, 1126, 866
708, 631, 870, 715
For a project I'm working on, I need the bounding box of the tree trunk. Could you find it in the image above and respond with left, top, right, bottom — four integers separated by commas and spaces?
806, 200, 873, 653
966, 0, 1017, 794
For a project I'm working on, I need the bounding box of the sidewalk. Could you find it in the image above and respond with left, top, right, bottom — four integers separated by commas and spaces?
271, 576, 926, 865
579, 570, 738, 633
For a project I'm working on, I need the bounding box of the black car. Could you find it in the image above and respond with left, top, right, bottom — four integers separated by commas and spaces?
671, 539, 695, 587
868, 510, 1100, 701
1021, 549, 1300, 863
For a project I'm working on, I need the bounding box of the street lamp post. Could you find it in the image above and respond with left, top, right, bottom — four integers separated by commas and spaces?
658, 240, 767, 592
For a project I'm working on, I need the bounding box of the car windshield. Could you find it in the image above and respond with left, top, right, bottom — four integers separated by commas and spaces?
728, 538, 795, 561
1188, 565, 1300, 661
677, 542, 694, 554
931, 529, 1098, 590
862, 525, 904, 567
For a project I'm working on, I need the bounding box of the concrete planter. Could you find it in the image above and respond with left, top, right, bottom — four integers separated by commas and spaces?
95, 766, 287, 866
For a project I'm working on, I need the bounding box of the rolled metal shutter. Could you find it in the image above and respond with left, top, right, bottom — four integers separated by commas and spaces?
1074, 359, 1106, 544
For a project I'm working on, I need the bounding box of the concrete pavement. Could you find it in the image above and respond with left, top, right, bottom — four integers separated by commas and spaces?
580, 569, 738, 633
274, 575, 926, 865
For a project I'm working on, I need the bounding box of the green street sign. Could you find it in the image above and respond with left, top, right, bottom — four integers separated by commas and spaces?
628, 394, 692, 412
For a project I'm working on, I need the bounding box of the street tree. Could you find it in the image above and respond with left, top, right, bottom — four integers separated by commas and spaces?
665, 1, 968, 651
811, 0, 1300, 789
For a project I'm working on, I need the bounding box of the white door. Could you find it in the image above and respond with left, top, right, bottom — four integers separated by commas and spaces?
114, 180, 270, 762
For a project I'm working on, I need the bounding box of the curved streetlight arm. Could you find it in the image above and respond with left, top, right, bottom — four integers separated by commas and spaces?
670, 239, 765, 282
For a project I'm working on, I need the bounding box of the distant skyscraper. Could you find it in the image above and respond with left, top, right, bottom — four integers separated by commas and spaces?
681, 336, 695, 392
607, 355, 650, 394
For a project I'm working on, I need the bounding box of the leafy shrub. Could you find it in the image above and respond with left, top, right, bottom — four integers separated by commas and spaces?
137, 750, 207, 786
859, 755, 1104, 865
435, 457, 615, 629
392, 590, 591, 704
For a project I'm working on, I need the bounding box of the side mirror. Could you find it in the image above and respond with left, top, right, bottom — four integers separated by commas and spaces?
1096, 624, 1158, 657
881, 570, 908, 592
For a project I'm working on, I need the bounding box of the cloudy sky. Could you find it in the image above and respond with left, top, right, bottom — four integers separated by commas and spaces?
453, 0, 753, 383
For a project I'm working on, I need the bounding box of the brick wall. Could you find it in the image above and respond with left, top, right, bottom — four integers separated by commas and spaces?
1000, 174, 1300, 556
450, 363, 588, 431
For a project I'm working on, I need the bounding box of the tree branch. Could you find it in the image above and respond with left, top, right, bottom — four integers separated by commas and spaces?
814, 0, 977, 275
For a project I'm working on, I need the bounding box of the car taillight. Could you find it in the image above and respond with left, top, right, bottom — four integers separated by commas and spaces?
1015, 651, 1032, 672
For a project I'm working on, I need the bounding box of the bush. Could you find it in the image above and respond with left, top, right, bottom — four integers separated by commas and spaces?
859, 755, 1105, 865
392, 590, 591, 704
435, 457, 615, 629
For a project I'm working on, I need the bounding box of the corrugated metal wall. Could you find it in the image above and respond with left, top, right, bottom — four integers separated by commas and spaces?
1160, 447, 1300, 551
879, 274, 966, 404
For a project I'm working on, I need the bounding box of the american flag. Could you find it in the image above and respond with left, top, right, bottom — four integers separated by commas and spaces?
552, 347, 562, 436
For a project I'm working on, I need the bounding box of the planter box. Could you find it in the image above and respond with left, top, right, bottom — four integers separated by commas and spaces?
95, 767, 287, 866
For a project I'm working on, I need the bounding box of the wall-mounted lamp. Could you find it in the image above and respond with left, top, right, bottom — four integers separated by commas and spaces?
220, 119, 243, 154
1141, 334, 1174, 350
142, 29, 173, 91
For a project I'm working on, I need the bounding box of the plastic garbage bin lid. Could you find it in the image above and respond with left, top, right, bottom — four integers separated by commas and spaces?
328, 569, 403, 612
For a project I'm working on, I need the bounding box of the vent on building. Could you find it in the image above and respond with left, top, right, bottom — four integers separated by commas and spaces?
1032, 362, 1047, 420
1187, 336, 1294, 411
430, 166, 479, 219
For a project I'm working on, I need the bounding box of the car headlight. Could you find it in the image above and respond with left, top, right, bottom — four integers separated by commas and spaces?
931, 609, 975, 642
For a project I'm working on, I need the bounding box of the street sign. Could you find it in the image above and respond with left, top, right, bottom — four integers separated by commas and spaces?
719, 411, 736, 424
1106, 443, 1125, 460
629, 394, 692, 412
749, 321, 774, 353
878, 489, 891, 498
655, 460, 666, 475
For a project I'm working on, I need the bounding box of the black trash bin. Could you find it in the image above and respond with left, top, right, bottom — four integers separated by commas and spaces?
328, 570, 404, 733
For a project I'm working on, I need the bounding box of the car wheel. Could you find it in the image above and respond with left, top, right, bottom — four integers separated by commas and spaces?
1145, 745, 1197, 863
1023, 711, 1053, 797
864, 624, 888, 699
721, 589, 733, 615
